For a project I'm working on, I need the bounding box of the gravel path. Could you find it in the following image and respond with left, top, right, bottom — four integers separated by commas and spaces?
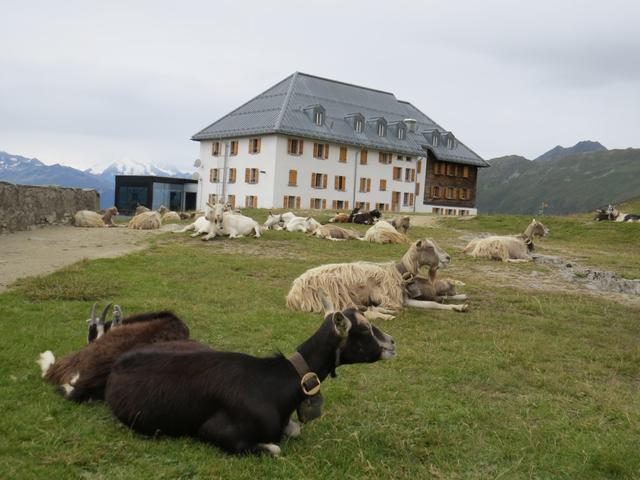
0, 225, 164, 292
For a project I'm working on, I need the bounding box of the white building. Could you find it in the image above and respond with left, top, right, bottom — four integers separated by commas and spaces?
192, 73, 487, 214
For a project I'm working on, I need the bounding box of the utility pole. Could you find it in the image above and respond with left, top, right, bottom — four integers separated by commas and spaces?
221, 141, 230, 202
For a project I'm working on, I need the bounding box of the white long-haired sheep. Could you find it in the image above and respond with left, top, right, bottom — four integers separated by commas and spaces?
363, 220, 410, 244
128, 211, 161, 230
158, 205, 181, 223
74, 207, 118, 228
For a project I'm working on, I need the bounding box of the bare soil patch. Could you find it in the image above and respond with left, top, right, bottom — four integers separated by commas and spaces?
0, 225, 162, 292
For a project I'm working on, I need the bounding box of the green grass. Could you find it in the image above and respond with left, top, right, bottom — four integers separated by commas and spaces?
1, 213, 639, 479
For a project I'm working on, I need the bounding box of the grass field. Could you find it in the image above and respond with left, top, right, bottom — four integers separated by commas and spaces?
1, 211, 639, 479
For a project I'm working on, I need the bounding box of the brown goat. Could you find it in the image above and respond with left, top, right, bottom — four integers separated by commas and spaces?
38, 310, 189, 402
391, 216, 411, 234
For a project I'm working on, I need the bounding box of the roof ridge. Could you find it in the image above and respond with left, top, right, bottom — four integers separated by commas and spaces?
274, 72, 299, 130
295, 72, 395, 96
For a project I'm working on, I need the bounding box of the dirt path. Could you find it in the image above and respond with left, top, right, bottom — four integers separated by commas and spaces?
0, 226, 164, 292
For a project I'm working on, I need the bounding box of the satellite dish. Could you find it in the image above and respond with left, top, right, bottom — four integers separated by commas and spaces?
193, 158, 201, 167
192, 172, 200, 181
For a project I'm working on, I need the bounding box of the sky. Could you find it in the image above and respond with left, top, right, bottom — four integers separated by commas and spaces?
1, 0, 639, 171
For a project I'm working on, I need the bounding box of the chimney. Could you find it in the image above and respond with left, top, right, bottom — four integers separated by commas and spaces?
404, 118, 417, 133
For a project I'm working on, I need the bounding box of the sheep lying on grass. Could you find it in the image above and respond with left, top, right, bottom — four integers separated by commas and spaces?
158, 205, 181, 223
74, 207, 118, 228
310, 225, 362, 241
364, 220, 410, 244
463, 219, 549, 262
287, 238, 468, 320
128, 211, 162, 230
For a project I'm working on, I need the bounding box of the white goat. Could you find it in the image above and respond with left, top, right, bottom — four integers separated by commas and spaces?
202, 202, 261, 240
463, 219, 549, 262
286, 217, 321, 233
174, 216, 211, 237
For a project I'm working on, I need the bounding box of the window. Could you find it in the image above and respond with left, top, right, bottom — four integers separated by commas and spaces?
463, 166, 469, 178
379, 152, 392, 164
209, 168, 220, 183
360, 149, 368, 165
446, 164, 455, 177
359, 177, 371, 193
376, 203, 389, 211
332, 199, 349, 209
379, 179, 387, 191
356, 201, 371, 210
432, 186, 441, 198
212, 142, 220, 156
403, 192, 414, 206
334, 175, 346, 191
248, 138, 261, 154
393, 167, 402, 181
398, 127, 405, 140
227, 194, 236, 209
446, 187, 455, 199
432, 134, 439, 147
339, 147, 347, 163
228, 168, 237, 183
288, 169, 298, 186
434, 162, 444, 175
417, 160, 422, 174
377, 122, 386, 137
405, 168, 412, 182
355, 118, 363, 133
406, 156, 412, 162
314, 110, 324, 126
230, 140, 238, 156
245, 168, 259, 184
311, 173, 328, 189
460, 188, 469, 200
283, 196, 300, 209
310, 198, 326, 209
447, 136, 455, 149
313, 143, 329, 159
245, 195, 257, 208
287, 138, 304, 155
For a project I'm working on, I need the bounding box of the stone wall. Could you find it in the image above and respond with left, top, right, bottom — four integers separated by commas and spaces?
0, 182, 100, 233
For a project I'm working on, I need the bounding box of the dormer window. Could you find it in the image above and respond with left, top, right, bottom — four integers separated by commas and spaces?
432, 133, 439, 147
398, 127, 405, 140
377, 121, 386, 137
447, 135, 455, 149
355, 118, 363, 133
305, 104, 325, 126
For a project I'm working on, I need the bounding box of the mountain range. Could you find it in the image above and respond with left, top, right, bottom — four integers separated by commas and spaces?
478, 141, 640, 215
0, 152, 191, 208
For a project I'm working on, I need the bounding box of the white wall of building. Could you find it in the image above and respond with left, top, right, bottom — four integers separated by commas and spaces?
196, 134, 474, 215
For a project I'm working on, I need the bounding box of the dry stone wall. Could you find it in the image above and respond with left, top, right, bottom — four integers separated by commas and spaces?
0, 181, 100, 233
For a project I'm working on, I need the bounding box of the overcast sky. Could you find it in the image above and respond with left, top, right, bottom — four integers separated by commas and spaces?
2, 0, 639, 171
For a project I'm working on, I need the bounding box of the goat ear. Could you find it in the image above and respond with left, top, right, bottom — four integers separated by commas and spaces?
415, 240, 422, 248
332, 312, 351, 338
317, 289, 334, 315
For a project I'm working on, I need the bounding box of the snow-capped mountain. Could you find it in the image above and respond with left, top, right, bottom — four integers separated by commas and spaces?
0, 151, 191, 208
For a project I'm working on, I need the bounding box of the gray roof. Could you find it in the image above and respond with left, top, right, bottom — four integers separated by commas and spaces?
192, 72, 488, 167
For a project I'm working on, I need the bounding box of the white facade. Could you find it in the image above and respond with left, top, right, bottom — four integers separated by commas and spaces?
195, 134, 446, 213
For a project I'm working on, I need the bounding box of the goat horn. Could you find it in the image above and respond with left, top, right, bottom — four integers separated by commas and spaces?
90, 302, 98, 322
99, 303, 113, 324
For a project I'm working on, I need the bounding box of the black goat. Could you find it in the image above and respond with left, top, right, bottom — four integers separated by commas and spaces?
352, 208, 381, 225
87, 303, 123, 343
38, 309, 190, 403
104, 298, 396, 456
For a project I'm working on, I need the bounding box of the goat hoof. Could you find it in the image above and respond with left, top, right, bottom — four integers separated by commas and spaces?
457, 304, 469, 312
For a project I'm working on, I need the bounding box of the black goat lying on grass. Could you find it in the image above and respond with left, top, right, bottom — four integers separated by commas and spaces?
104, 294, 396, 456
37, 305, 190, 403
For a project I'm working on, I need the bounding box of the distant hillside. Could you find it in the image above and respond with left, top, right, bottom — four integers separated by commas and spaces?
0, 151, 190, 209
478, 147, 640, 215
535, 140, 606, 162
